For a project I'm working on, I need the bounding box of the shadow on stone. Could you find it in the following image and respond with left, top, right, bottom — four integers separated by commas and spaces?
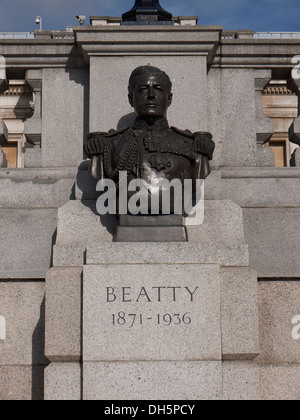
32, 297, 50, 400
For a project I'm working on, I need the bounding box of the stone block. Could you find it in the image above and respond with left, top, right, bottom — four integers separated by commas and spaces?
83, 264, 221, 362
222, 361, 260, 400
52, 244, 86, 267
221, 168, 300, 208
42, 68, 89, 167
218, 69, 257, 167
83, 361, 222, 400
45, 267, 83, 362
0, 366, 44, 401
24, 148, 42, 168
0, 209, 57, 279
257, 281, 300, 364
261, 365, 300, 400
56, 200, 115, 246
243, 208, 300, 278
186, 200, 245, 245
0, 168, 76, 208
44, 363, 81, 401
0, 281, 46, 365
221, 267, 260, 360
207, 68, 223, 169
86, 242, 249, 267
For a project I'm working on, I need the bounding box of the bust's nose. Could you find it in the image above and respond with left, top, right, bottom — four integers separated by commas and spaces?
147, 86, 156, 99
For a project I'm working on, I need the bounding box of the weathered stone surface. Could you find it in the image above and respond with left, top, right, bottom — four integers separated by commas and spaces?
45, 267, 83, 362
221, 167, 300, 208
83, 264, 221, 362
257, 281, 300, 364
0, 366, 44, 401
222, 361, 260, 400
243, 208, 300, 278
83, 361, 222, 400
42, 68, 89, 167
24, 148, 42, 168
261, 365, 300, 400
52, 244, 86, 267
221, 267, 259, 360
218, 69, 257, 167
186, 200, 245, 245
44, 363, 81, 401
0, 168, 76, 208
86, 242, 249, 267
0, 281, 46, 365
56, 200, 115, 246
0, 209, 57, 279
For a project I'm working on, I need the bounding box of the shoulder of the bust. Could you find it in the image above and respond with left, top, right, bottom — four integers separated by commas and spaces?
106, 126, 131, 137
170, 126, 195, 139
88, 126, 130, 140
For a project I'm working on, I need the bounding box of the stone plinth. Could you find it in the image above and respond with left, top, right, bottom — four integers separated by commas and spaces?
79, 241, 258, 400
44, 193, 260, 400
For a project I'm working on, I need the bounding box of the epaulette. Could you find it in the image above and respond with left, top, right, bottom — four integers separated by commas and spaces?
106, 126, 130, 138
170, 126, 195, 139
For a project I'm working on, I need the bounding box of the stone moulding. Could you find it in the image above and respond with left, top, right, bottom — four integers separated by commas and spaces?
74, 26, 222, 64
0, 39, 84, 69
214, 38, 300, 69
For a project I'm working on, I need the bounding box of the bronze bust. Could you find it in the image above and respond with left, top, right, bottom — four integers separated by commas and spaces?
85, 66, 215, 222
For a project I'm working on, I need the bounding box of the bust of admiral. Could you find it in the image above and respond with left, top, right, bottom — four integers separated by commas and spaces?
85, 65, 215, 214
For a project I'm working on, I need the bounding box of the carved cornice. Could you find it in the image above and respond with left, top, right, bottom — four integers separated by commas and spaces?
263, 86, 295, 95
1, 84, 31, 96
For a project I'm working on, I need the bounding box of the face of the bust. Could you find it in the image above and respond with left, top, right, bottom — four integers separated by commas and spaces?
129, 73, 172, 120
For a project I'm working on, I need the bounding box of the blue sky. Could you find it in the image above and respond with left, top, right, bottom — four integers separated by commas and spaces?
0, 0, 300, 33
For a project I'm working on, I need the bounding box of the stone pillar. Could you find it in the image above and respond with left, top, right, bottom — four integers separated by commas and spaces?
0, 147, 7, 167
288, 78, 300, 146
0, 55, 8, 94
24, 70, 42, 168
41, 68, 89, 167
255, 70, 274, 166
44, 267, 83, 400
290, 148, 300, 166
0, 121, 8, 147
0, 56, 8, 158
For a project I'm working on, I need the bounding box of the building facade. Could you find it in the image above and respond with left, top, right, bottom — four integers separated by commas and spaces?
0, 15, 300, 400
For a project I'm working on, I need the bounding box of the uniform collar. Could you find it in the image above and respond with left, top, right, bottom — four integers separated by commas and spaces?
132, 117, 169, 132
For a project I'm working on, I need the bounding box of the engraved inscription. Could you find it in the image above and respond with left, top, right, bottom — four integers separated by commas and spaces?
106, 286, 199, 303
112, 312, 192, 327
106, 286, 198, 327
